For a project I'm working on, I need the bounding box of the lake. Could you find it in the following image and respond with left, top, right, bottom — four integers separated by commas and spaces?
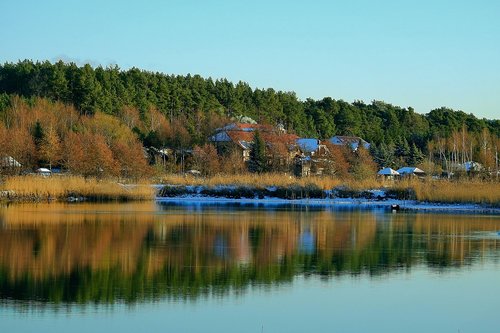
0, 202, 499, 333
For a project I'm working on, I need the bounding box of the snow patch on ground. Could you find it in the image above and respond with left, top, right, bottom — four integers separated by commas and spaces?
155, 184, 499, 214
155, 195, 500, 214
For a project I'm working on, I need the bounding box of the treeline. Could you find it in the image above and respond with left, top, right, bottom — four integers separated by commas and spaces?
1, 60, 499, 145
0, 60, 499, 177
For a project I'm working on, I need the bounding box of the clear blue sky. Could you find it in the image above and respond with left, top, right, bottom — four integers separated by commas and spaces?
1, 0, 499, 119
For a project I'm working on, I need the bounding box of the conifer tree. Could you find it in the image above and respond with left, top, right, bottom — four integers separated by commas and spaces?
248, 131, 267, 173
408, 143, 424, 166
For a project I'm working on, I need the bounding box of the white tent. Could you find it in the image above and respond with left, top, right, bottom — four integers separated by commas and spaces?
397, 167, 425, 176
36, 168, 52, 176
377, 167, 400, 176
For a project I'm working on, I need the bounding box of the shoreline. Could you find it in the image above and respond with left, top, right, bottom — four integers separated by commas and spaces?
1, 179, 498, 215
156, 195, 500, 215
1, 192, 498, 214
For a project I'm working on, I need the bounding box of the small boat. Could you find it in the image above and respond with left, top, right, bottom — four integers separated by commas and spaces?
391, 204, 400, 211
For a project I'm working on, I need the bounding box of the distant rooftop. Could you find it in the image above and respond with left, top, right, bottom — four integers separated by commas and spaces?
329, 135, 370, 150
296, 138, 319, 154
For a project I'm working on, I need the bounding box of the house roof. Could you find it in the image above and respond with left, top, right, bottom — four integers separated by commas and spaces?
329, 135, 370, 149
218, 122, 275, 133
464, 161, 482, 171
378, 167, 400, 176
210, 122, 298, 150
296, 138, 319, 154
217, 127, 297, 148
397, 167, 425, 175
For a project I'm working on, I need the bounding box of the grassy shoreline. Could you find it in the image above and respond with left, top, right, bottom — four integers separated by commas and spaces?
1, 174, 498, 206
159, 174, 500, 207
0, 175, 154, 202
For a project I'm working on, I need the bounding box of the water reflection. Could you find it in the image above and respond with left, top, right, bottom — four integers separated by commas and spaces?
0, 202, 499, 306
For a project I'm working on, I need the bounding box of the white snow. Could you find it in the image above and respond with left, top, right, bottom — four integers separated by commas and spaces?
155, 185, 500, 214
155, 195, 500, 214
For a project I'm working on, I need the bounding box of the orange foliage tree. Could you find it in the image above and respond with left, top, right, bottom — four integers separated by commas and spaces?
191, 144, 221, 176
323, 142, 350, 179
39, 126, 62, 170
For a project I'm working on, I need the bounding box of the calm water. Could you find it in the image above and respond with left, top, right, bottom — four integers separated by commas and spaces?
0, 202, 499, 333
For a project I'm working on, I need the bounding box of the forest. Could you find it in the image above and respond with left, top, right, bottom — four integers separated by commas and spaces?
0, 60, 499, 178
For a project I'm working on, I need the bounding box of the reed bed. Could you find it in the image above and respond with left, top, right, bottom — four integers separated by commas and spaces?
1, 175, 155, 201
162, 173, 348, 190
2, 173, 497, 205
407, 180, 500, 206
161, 173, 499, 205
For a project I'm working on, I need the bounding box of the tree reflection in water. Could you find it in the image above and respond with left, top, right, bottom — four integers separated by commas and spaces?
0, 202, 499, 306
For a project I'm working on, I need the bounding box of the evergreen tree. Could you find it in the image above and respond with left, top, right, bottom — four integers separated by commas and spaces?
408, 143, 424, 166
32, 120, 44, 147
372, 142, 395, 168
0, 59, 498, 152
248, 131, 267, 173
395, 137, 410, 159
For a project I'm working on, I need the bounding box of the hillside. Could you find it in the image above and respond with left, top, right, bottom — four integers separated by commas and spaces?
1, 60, 498, 144
0, 60, 499, 178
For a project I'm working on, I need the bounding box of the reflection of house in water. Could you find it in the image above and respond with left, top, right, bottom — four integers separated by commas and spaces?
1, 202, 499, 302
234, 230, 251, 265
299, 229, 315, 254
213, 234, 228, 258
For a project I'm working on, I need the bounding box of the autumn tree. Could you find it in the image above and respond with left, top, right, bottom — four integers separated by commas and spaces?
349, 147, 377, 180
62, 131, 85, 174
324, 142, 350, 179
111, 140, 151, 180
267, 135, 289, 172
39, 126, 61, 170
221, 148, 246, 174
63, 132, 118, 178
5, 127, 36, 169
191, 144, 221, 176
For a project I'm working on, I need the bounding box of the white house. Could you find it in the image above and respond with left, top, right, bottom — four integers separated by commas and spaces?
397, 167, 425, 177
377, 167, 400, 180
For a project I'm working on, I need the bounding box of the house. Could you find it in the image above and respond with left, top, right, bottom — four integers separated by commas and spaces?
463, 161, 483, 172
209, 122, 299, 162
146, 147, 172, 166
0, 156, 22, 175
294, 155, 311, 177
446, 161, 484, 178
294, 138, 335, 177
329, 136, 370, 150
377, 167, 399, 180
295, 138, 330, 156
397, 167, 425, 178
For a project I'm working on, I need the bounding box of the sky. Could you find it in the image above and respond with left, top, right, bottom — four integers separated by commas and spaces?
1, 0, 499, 119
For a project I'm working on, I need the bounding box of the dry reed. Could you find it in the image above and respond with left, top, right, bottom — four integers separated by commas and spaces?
409, 180, 500, 205
3, 173, 497, 205
161, 173, 346, 190
1, 175, 155, 201
161, 173, 500, 205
